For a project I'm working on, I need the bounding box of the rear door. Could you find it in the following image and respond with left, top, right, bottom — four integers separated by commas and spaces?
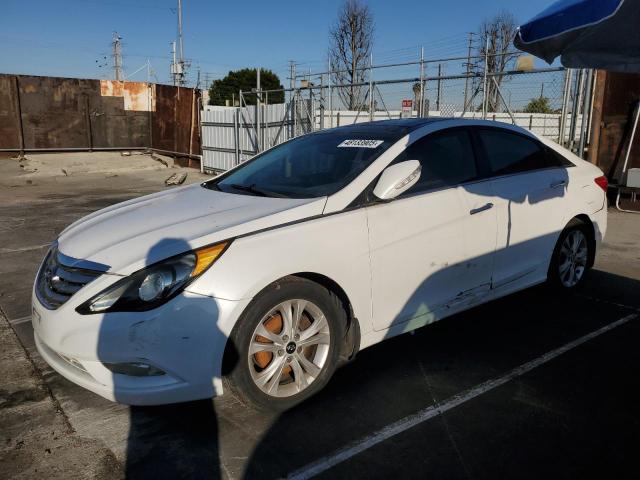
366, 128, 497, 331
475, 127, 570, 290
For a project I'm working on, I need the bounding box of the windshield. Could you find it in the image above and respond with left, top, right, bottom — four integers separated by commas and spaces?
206, 130, 398, 198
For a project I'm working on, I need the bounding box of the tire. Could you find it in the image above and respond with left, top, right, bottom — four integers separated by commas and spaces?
547, 220, 592, 290
223, 277, 346, 411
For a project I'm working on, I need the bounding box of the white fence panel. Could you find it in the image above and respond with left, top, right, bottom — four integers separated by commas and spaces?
315, 110, 583, 142
202, 104, 293, 172
203, 105, 584, 173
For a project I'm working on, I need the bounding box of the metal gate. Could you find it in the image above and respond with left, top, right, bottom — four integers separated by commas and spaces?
201, 94, 313, 173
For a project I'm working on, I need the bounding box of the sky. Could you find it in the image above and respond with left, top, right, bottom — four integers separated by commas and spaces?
1, 0, 559, 88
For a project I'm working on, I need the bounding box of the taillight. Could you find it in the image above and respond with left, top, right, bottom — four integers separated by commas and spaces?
594, 175, 608, 192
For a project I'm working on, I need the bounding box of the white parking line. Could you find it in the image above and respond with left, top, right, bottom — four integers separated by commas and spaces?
9, 316, 32, 325
575, 293, 640, 312
288, 313, 638, 480
0, 244, 49, 254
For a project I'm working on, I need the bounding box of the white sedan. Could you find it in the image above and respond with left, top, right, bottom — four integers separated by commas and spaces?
32, 118, 608, 410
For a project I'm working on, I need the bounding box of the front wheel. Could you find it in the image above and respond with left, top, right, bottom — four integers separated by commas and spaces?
548, 222, 591, 289
224, 277, 345, 411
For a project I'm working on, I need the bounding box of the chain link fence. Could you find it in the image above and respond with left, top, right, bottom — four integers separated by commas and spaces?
202, 52, 592, 173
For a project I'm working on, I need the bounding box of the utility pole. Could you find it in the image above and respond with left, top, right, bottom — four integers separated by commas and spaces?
177, 0, 184, 63
482, 36, 489, 119
419, 46, 424, 117
289, 61, 296, 138
369, 53, 374, 121
289, 61, 296, 91
463, 32, 474, 114
112, 32, 123, 81
256, 67, 261, 152
436, 63, 443, 111
170, 41, 178, 86
328, 58, 333, 128
319, 73, 325, 129
202, 72, 207, 88
170, 0, 189, 86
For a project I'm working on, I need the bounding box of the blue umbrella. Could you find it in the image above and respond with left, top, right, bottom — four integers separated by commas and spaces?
514, 0, 640, 72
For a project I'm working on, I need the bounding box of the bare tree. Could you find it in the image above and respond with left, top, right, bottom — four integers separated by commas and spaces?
328, 0, 374, 110
474, 11, 519, 112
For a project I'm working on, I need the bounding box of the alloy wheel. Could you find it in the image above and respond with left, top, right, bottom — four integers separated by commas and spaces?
558, 230, 588, 287
248, 299, 331, 398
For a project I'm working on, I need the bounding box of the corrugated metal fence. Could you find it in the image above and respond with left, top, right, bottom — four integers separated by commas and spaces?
0, 74, 200, 164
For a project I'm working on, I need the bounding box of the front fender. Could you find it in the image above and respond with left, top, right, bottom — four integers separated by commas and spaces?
186, 208, 373, 336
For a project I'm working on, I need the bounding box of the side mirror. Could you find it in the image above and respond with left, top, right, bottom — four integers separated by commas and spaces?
373, 160, 422, 201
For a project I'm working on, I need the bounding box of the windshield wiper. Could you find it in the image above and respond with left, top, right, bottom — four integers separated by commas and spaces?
228, 183, 288, 198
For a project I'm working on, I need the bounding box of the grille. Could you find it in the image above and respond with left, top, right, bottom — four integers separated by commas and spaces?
36, 247, 102, 309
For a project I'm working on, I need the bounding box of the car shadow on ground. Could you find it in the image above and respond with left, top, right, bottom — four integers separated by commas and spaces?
95, 233, 638, 479
125, 400, 221, 478
107, 269, 639, 479
96, 238, 239, 479
242, 269, 640, 479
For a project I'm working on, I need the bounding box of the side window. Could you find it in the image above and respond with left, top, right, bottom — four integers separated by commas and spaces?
478, 129, 549, 176
396, 129, 478, 195
546, 146, 575, 168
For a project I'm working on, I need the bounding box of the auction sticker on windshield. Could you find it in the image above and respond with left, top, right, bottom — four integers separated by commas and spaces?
337, 139, 384, 148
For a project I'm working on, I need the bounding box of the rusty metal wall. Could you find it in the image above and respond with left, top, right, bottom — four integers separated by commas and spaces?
152, 85, 201, 164
0, 75, 151, 150
0, 74, 201, 162
0, 76, 22, 149
589, 71, 640, 180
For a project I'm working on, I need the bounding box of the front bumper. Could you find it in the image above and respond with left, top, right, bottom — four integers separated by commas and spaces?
32, 290, 251, 406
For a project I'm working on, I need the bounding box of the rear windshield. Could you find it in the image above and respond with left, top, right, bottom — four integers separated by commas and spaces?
205, 130, 399, 198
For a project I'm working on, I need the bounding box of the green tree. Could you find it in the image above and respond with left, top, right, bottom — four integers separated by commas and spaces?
208, 68, 284, 106
524, 96, 552, 113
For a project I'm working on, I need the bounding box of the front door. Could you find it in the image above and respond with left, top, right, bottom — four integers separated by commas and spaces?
367, 128, 497, 331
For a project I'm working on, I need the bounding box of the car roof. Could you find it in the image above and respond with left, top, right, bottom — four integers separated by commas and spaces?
315, 117, 537, 140
313, 118, 452, 139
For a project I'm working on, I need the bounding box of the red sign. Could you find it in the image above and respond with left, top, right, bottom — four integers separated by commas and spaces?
401, 99, 413, 118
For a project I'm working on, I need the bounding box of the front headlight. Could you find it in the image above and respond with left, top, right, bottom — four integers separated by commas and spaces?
76, 241, 230, 314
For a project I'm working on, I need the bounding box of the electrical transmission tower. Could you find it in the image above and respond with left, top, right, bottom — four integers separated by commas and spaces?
112, 32, 123, 81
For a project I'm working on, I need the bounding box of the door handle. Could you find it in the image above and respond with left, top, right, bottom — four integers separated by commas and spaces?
470, 202, 494, 215
550, 180, 567, 189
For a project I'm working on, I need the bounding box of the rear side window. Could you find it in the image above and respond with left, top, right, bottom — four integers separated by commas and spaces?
396, 129, 478, 194
546, 146, 575, 168
478, 129, 549, 176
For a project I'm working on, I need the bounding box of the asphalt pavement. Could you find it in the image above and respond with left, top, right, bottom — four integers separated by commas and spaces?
1, 154, 639, 479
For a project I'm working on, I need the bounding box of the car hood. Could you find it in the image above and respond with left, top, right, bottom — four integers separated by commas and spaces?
58, 183, 326, 275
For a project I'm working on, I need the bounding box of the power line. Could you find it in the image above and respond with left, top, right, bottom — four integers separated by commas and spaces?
65, 0, 173, 10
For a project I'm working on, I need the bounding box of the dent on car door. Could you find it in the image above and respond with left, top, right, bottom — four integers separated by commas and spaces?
366, 128, 497, 332
477, 128, 570, 289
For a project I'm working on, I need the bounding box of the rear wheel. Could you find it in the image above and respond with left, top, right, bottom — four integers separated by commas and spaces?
548, 222, 591, 289
224, 277, 345, 411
